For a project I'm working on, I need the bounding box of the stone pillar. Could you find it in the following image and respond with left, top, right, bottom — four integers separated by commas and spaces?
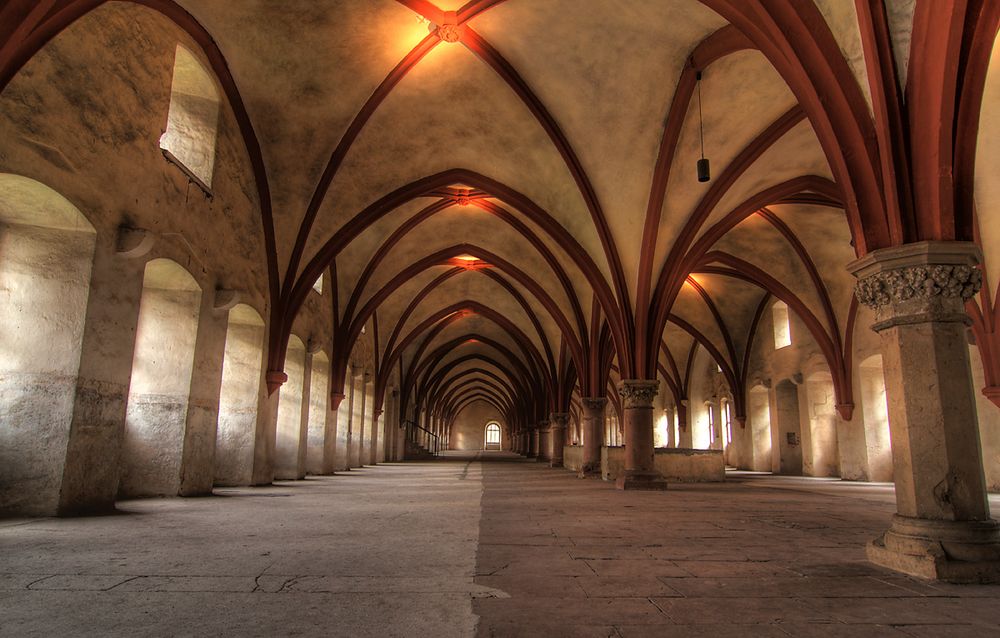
295, 352, 313, 479
529, 428, 539, 458
617, 380, 668, 490
580, 397, 606, 477
677, 400, 693, 448
252, 370, 281, 485
57, 242, 145, 514
372, 408, 384, 464
385, 390, 398, 462
549, 413, 568, 467
666, 405, 676, 448
850, 241, 1000, 582
537, 420, 550, 462
178, 288, 230, 495
325, 394, 343, 473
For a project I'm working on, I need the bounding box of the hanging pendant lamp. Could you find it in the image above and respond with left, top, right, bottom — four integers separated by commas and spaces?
696, 71, 711, 183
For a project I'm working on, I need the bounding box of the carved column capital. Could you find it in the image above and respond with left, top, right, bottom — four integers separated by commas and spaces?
849, 241, 982, 330
618, 379, 659, 409
582, 397, 608, 411
549, 412, 569, 429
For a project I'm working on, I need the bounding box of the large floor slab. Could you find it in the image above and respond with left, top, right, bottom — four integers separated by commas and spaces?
2, 452, 1000, 637
472, 455, 1000, 638
0, 459, 487, 637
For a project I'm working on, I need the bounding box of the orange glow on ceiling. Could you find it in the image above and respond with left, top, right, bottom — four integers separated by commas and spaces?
448, 255, 491, 270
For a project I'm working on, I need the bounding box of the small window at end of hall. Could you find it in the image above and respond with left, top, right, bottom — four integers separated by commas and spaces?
313, 273, 323, 295
160, 45, 220, 190
772, 300, 791, 349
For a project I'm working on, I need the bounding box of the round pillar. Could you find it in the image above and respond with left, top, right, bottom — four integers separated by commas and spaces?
580, 398, 606, 477
537, 420, 550, 462
549, 413, 568, 468
617, 379, 667, 490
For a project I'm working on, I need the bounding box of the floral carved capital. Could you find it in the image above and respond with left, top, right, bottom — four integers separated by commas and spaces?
582, 397, 608, 411
854, 264, 981, 310
618, 380, 659, 409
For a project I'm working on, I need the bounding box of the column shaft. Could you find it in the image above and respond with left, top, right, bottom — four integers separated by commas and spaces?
617, 380, 667, 490
581, 398, 606, 476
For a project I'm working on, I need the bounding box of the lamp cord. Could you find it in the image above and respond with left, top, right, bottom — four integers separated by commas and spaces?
697, 71, 705, 160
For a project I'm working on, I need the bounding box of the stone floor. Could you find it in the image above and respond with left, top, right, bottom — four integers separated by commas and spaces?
2, 452, 999, 637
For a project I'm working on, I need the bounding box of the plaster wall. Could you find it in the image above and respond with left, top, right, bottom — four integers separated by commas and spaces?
362, 381, 374, 464
601, 446, 625, 481
120, 267, 200, 498
215, 308, 264, 486
451, 401, 504, 451
305, 353, 329, 475
748, 385, 773, 472
563, 445, 583, 472
804, 373, 841, 477
0, 5, 339, 507
774, 379, 803, 475
970, 345, 1000, 491
655, 448, 725, 482
858, 355, 893, 482
274, 338, 306, 480
0, 221, 95, 514
334, 393, 350, 471
600, 446, 723, 482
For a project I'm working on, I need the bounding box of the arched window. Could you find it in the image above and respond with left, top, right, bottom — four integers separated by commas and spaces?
485, 422, 501, 450
772, 300, 792, 349
721, 398, 733, 446
706, 402, 716, 446
160, 45, 220, 189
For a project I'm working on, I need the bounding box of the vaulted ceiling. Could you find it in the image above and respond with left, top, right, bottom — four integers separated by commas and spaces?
8, 0, 996, 431
175, 0, 893, 425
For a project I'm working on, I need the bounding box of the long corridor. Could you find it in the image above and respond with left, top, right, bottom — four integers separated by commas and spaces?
2, 455, 1000, 637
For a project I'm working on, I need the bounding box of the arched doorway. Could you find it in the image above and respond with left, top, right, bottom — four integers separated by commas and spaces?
485, 422, 502, 450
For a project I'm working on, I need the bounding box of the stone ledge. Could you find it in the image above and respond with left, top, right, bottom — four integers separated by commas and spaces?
615, 472, 669, 491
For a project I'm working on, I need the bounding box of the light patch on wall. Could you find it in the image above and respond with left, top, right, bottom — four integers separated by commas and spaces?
160, 45, 220, 189
772, 300, 792, 349
654, 411, 670, 448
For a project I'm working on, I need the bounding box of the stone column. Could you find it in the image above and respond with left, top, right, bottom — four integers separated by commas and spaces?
677, 400, 693, 448
325, 394, 343, 473
617, 380, 668, 490
529, 428, 539, 458
372, 408, 384, 464
850, 241, 1000, 582
549, 413, 568, 467
537, 420, 550, 462
57, 241, 146, 514
252, 370, 281, 485
580, 397, 606, 477
295, 352, 313, 479
178, 288, 230, 495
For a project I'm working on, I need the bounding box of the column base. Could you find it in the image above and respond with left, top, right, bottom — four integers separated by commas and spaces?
549, 460, 563, 468
578, 462, 601, 478
867, 515, 1000, 583
615, 471, 669, 491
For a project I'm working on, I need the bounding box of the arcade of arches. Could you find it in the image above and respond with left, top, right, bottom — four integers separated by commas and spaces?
2, 0, 1000, 634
